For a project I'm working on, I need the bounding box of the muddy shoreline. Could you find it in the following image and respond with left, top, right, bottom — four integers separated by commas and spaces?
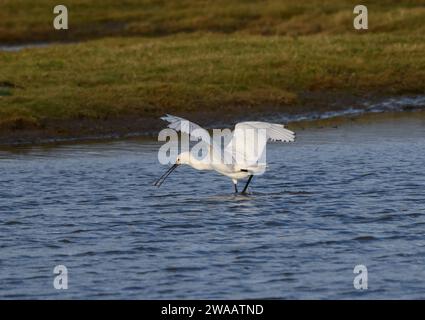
1, 92, 424, 147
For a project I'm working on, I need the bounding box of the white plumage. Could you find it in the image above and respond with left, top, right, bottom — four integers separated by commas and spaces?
154, 114, 295, 193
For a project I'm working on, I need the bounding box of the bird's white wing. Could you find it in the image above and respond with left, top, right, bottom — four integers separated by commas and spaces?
242, 122, 295, 143
161, 114, 211, 143
224, 121, 295, 169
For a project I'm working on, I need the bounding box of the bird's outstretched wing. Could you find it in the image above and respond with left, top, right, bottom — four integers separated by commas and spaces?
230, 121, 295, 144
161, 114, 211, 142
240, 121, 295, 142
225, 121, 295, 169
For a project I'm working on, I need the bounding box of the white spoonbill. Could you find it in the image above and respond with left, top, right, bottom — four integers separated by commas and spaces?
153, 114, 295, 193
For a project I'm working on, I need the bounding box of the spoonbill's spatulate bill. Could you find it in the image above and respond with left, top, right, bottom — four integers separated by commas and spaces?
153, 114, 295, 193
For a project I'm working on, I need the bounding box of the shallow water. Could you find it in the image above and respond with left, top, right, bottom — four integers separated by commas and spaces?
275, 95, 425, 123
1, 113, 425, 299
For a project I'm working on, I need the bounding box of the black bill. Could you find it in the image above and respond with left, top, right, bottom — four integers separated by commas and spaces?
153, 164, 179, 187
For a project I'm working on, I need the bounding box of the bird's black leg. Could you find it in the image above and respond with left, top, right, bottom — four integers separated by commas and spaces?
242, 175, 254, 194
234, 183, 238, 193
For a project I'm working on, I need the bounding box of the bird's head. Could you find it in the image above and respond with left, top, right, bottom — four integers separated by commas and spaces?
175, 151, 191, 165
153, 152, 191, 188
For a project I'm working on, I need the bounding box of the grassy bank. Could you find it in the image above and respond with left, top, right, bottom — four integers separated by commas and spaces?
1, 1, 425, 143
2, 33, 425, 126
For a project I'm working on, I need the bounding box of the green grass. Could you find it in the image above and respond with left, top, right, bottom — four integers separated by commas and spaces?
0, 1, 425, 131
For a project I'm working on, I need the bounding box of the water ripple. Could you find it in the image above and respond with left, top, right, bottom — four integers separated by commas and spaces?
1, 116, 425, 299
